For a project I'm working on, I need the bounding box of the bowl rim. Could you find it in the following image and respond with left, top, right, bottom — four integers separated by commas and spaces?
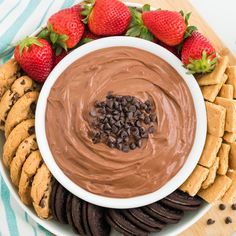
35, 36, 207, 209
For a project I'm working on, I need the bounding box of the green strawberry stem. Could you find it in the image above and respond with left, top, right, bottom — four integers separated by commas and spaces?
81, 0, 95, 24
186, 50, 218, 74
126, 6, 154, 41
18, 37, 43, 55
38, 25, 69, 54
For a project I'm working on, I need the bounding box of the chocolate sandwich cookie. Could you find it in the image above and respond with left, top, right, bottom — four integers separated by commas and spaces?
161, 199, 201, 211
83, 201, 93, 236
50, 180, 59, 221
86, 203, 110, 236
71, 196, 86, 235
66, 193, 78, 234
106, 209, 148, 236
54, 184, 69, 224
142, 202, 183, 224
122, 208, 166, 232
166, 190, 202, 206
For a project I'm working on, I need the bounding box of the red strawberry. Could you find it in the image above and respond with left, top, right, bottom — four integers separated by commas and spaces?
47, 6, 85, 49
82, 0, 131, 36
142, 10, 195, 46
14, 37, 53, 83
53, 50, 68, 67
181, 31, 217, 74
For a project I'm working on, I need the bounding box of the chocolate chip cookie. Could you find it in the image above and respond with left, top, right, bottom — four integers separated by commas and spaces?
0, 76, 34, 130
0, 59, 20, 98
18, 150, 42, 205
10, 134, 38, 186
31, 163, 52, 219
3, 119, 35, 168
5, 91, 39, 137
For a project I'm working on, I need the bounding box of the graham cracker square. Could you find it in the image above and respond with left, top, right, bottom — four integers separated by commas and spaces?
217, 143, 230, 175
215, 97, 236, 132
198, 175, 232, 203
180, 165, 209, 196
219, 84, 234, 99
226, 66, 236, 98
202, 157, 219, 189
198, 134, 222, 168
201, 74, 227, 102
205, 102, 226, 137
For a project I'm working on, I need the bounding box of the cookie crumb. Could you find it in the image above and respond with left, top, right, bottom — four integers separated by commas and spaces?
207, 218, 215, 225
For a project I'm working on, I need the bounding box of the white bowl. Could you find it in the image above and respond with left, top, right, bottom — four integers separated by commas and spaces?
35, 36, 207, 209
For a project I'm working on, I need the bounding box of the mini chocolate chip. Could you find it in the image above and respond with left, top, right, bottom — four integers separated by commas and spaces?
111, 125, 119, 134
122, 145, 130, 152
231, 204, 236, 210
109, 118, 116, 125
207, 218, 215, 225
126, 96, 132, 102
150, 113, 157, 122
136, 120, 142, 127
145, 100, 151, 106
139, 127, 145, 134
140, 103, 147, 110
39, 198, 45, 208
219, 204, 226, 210
117, 143, 123, 150
113, 115, 120, 121
106, 100, 113, 109
108, 142, 115, 148
148, 126, 155, 134
130, 143, 136, 150
144, 116, 151, 124
28, 126, 35, 135
131, 127, 139, 136
138, 113, 145, 120
104, 123, 111, 130
115, 121, 122, 128
90, 109, 97, 117
20, 79, 25, 85
106, 92, 114, 99
121, 98, 127, 106
145, 107, 152, 113
225, 217, 232, 224
136, 139, 142, 148
117, 138, 123, 144
108, 136, 116, 143
120, 131, 128, 139
94, 100, 101, 108
129, 105, 136, 112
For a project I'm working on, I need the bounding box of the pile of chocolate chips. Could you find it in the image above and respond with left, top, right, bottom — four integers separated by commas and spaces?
89, 93, 157, 152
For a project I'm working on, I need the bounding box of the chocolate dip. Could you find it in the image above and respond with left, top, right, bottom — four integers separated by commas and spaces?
46, 46, 196, 198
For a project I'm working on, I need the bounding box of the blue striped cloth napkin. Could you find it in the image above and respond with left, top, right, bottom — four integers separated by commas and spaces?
0, 0, 81, 235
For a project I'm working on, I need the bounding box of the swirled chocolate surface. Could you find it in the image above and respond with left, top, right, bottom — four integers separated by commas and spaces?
46, 46, 196, 198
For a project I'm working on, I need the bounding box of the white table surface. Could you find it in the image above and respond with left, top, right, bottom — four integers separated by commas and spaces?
190, 0, 236, 56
